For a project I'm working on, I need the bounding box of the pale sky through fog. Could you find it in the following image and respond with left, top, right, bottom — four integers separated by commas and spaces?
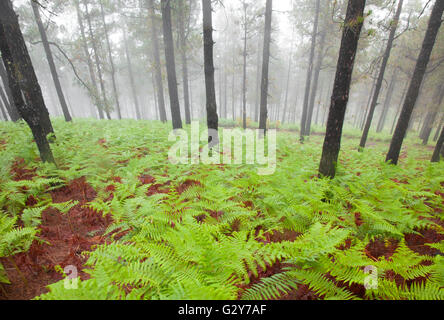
15, 0, 431, 45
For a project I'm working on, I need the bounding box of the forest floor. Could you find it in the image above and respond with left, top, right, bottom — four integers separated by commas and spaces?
0, 119, 443, 300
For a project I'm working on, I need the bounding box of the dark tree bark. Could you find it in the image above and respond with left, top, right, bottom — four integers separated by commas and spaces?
258, 0, 273, 133
306, 25, 327, 135
0, 0, 55, 163
148, 0, 167, 123
99, 0, 122, 119
178, 0, 191, 124
300, 0, 320, 141
122, 26, 141, 120
376, 69, 397, 133
161, 0, 182, 129
432, 125, 444, 162
319, 0, 366, 178
74, 0, 103, 119
387, 0, 444, 165
434, 115, 444, 141
202, 0, 219, 145
360, 0, 403, 149
31, 0, 72, 122
391, 80, 408, 134
0, 60, 20, 121
83, 0, 111, 120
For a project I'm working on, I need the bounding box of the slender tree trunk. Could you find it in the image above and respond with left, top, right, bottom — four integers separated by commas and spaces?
360, 74, 377, 130
31, 0, 72, 122
202, 0, 219, 145
161, 0, 182, 129
0, 60, 20, 121
422, 85, 444, 145
258, 0, 273, 133
0, 83, 11, 121
152, 73, 158, 120
0, 87, 8, 120
224, 68, 228, 119
434, 115, 444, 142
99, 0, 122, 119
0, 0, 55, 163
387, 0, 444, 164
376, 69, 397, 133
74, 0, 102, 119
148, 0, 167, 122
315, 82, 324, 126
360, 0, 403, 149
254, 36, 262, 123
218, 66, 223, 119
306, 26, 327, 135
319, 0, 366, 178
391, 80, 408, 134
178, 0, 191, 124
241, 2, 248, 130
282, 34, 294, 125
122, 26, 141, 120
432, 125, 444, 162
232, 53, 236, 122
84, 0, 111, 119
300, 0, 320, 141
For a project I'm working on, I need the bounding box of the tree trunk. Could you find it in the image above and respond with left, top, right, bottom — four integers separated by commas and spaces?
0, 86, 8, 120
315, 82, 324, 126
282, 34, 294, 125
254, 36, 262, 123
224, 68, 228, 119
122, 25, 141, 120
306, 26, 327, 135
152, 72, 158, 120
387, 0, 444, 165
31, 0, 72, 122
178, 0, 191, 124
0, 60, 20, 121
434, 115, 444, 142
319, 0, 366, 178
232, 52, 236, 121
0, 83, 11, 120
74, 0, 102, 119
202, 0, 219, 145
360, 0, 403, 149
148, 0, 167, 123
432, 126, 444, 162
258, 0, 273, 133
376, 69, 397, 133
161, 0, 182, 129
0, 0, 55, 163
83, 0, 111, 120
241, 2, 248, 130
99, 0, 122, 119
391, 80, 408, 134
300, 0, 320, 141
422, 84, 444, 145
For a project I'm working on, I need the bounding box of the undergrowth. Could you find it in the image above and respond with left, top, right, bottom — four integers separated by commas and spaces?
0, 119, 443, 300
